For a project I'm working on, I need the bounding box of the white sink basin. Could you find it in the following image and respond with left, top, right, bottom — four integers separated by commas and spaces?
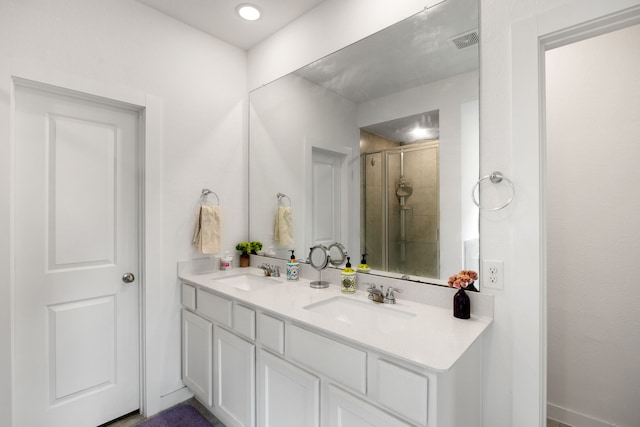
303, 296, 416, 332
212, 274, 281, 291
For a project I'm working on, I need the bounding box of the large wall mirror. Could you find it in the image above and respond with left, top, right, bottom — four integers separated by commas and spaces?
249, 0, 479, 287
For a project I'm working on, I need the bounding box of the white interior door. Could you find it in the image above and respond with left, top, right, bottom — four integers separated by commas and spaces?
310, 147, 346, 247
13, 82, 141, 427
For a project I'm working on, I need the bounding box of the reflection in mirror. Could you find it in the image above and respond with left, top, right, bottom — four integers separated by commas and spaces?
327, 242, 348, 267
361, 120, 441, 278
249, 0, 479, 287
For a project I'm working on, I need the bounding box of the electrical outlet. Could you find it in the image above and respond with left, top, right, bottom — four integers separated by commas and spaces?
483, 260, 503, 289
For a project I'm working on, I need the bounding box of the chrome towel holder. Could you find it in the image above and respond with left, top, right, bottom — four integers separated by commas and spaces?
200, 188, 220, 206
471, 171, 515, 211
277, 192, 291, 207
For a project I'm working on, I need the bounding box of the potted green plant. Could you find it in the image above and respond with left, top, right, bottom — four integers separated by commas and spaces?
235, 241, 263, 267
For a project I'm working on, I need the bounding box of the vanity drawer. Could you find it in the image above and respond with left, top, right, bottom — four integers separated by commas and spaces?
287, 324, 366, 394
376, 359, 428, 426
233, 303, 256, 341
258, 313, 284, 355
181, 283, 196, 310
197, 289, 232, 327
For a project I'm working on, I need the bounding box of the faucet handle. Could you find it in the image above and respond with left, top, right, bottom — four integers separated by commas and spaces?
259, 263, 272, 276
365, 284, 385, 303
384, 287, 401, 304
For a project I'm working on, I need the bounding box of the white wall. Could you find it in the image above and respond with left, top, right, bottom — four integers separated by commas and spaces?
493, 1, 640, 426
0, 0, 247, 420
546, 24, 640, 427
461, 99, 480, 272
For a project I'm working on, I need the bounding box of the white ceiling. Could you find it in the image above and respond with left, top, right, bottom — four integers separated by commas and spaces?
136, 0, 327, 50
294, 0, 478, 103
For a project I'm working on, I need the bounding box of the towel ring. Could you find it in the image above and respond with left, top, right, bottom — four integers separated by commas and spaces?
471, 171, 515, 211
201, 188, 220, 206
276, 192, 291, 207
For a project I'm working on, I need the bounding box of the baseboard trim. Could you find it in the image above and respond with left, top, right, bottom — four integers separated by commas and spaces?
547, 403, 615, 427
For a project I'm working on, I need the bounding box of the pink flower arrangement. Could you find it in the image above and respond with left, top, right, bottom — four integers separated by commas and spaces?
447, 270, 478, 289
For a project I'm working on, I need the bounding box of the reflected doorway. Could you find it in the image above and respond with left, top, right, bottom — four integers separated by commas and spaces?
361, 125, 439, 277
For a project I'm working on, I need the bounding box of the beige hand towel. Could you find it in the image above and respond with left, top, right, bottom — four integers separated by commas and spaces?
192, 205, 221, 254
274, 206, 294, 246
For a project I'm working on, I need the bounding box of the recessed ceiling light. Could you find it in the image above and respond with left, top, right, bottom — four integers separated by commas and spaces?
236, 3, 261, 21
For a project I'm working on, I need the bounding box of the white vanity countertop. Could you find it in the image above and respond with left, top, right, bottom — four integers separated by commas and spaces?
179, 268, 492, 372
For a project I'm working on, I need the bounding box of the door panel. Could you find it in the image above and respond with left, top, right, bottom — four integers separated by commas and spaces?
311, 147, 345, 246
14, 82, 140, 427
49, 296, 116, 401
49, 115, 116, 268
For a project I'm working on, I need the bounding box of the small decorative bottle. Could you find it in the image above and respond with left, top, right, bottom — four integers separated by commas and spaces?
357, 253, 371, 273
453, 288, 471, 319
286, 250, 299, 281
220, 251, 233, 271
341, 256, 356, 293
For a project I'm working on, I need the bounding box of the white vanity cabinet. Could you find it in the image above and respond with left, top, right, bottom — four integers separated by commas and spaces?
181, 309, 213, 406
181, 284, 256, 427
326, 384, 412, 427
180, 279, 486, 427
214, 325, 256, 427
257, 348, 320, 427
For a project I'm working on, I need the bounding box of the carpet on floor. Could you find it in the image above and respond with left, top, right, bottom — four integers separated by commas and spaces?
135, 404, 213, 427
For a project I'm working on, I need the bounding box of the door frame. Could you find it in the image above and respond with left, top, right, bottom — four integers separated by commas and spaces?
6, 61, 164, 423
510, 1, 640, 425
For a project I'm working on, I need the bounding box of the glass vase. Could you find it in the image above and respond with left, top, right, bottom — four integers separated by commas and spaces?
453, 288, 470, 319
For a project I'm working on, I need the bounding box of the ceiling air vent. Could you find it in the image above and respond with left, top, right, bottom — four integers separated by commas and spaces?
451, 30, 479, 49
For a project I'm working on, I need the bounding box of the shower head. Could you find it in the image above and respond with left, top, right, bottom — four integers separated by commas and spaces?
396, 179, 413, 198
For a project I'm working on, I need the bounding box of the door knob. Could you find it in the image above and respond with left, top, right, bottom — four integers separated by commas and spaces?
122, 272, 135, 283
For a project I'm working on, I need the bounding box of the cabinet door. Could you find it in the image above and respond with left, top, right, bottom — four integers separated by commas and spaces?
375, 359, 428, 426
257, 349, 320, 427
325, 385, 410, 427
214, 325, 256, 427
182, 309, 213, 406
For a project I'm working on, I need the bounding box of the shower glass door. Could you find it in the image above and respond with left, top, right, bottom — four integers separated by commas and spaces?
363, 142, 439, 277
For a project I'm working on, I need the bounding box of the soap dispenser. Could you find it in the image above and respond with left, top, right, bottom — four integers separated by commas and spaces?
286, 250, 299, 281
220, 251, 233, 271
341, 256, 356, 293
357, 253, 371, 273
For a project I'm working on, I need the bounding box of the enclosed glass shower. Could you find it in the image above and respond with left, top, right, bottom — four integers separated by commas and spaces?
361, 141, 439, 277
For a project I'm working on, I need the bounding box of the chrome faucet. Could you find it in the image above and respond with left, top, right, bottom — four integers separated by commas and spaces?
383, 287, 402, 304
366, 284, 384, 303
259, 264, 280, 277
366, 284, 402, 304
258, 264, 271, 276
